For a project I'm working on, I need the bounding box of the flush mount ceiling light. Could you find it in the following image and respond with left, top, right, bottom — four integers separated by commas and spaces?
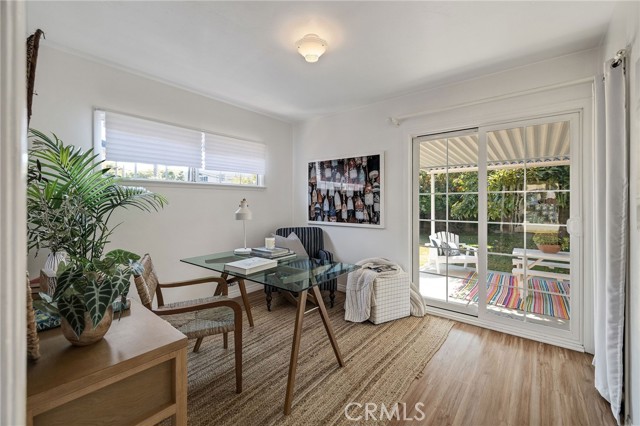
296, 33, 327, 63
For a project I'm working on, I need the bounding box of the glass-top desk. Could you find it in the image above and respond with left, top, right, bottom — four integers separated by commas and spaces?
180, 251, 359, 415
181, 251, 359, 293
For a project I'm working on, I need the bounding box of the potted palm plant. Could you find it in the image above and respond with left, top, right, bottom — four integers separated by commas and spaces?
28, 129, 166, 345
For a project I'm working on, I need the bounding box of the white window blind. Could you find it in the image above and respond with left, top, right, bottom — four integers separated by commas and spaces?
97, 109, 266, 185
204, 133, 266, 176
103, 111, 203, 168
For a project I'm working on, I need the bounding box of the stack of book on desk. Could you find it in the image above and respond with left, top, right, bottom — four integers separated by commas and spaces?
250, 247, 296, 261
224, 257, 278, 275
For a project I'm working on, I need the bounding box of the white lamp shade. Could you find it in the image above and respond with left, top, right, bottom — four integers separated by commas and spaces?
235, 198, 252, 220
296, 34, 327, 63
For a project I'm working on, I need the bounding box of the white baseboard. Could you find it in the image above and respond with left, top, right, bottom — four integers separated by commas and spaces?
425, 304, 585, 352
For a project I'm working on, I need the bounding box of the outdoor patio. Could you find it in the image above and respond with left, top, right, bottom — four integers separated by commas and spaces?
418, 247, 571, 330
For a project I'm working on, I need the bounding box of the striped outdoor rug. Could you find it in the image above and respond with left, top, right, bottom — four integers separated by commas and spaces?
451, 272, 571, 320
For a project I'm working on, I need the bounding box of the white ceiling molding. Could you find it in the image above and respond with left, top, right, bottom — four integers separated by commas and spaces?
26, 2, 615, 121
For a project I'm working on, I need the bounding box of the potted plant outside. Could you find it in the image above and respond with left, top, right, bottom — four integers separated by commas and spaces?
28, 129, 167, 345
532, 232, 562, 254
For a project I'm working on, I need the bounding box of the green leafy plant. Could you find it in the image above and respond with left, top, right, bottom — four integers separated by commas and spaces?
37, 250, 142, 336
532, 232, 561, 246
27, 129, 167, 259
419, 166, 570, 230
28, 129, 167, 337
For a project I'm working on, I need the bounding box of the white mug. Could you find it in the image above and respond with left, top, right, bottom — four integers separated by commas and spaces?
265, 237, 276, 249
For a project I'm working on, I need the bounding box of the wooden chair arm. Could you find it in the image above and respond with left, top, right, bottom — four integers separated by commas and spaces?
459, 243, 478, 254
153, 299, 242, 316
159, 276, 227, 288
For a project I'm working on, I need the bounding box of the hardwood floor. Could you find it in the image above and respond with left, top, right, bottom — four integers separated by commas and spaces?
393, 322, 616, 426
233, 290, 613, 425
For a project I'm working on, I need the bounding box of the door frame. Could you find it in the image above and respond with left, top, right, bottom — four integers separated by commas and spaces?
412, 127, 480, 316
475, 112, 583, 344
407, 92, 593, 351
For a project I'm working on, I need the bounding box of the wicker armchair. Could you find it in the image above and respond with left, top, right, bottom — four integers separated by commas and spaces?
264, 226, 337, 311
133, 254, 243, 393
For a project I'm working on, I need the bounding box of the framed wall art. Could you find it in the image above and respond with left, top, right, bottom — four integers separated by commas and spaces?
307, 153, 384, 228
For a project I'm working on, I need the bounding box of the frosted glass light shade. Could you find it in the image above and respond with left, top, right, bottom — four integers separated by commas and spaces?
296, 34, 327, 63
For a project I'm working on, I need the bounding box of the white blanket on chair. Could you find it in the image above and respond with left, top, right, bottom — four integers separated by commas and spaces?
345, 258, 400, 322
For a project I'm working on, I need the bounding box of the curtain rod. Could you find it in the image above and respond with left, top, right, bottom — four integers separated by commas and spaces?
612, 49, 626, 68
388, 77, 594, 127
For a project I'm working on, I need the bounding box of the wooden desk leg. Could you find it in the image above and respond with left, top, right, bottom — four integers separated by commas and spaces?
284, 289, 307, 415
237, 279, 254, 327
214, 278, 228, 296
173, 348, 188, 426
311, 285, 344, 367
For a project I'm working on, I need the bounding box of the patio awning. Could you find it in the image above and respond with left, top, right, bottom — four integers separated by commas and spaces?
419, 121, 570, 172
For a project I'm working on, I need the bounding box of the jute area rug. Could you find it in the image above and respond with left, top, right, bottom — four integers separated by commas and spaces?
182, 292, 453, 426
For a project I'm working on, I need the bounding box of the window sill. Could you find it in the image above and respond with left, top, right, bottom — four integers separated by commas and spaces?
117, 178, 267, 191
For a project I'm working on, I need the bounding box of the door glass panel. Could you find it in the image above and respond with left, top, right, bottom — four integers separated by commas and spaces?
433, 195, 448, 220
448, 194, 479, 221
488, 192, 524, 224
433, 175, 447, 193
487, 224, 525, 255
418, 195, 431, 220
486, 255, 524, 319
485, 120, 572, 330
448, 171, 478, 193
417, 132, 478, 315
487, 127, 525, 163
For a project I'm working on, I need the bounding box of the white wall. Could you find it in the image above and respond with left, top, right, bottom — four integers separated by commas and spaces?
28, 46, 294, 302
602, 2, 640, 424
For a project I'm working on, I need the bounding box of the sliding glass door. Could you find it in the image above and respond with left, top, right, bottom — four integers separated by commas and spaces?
415, 129, 480, 315
413, 113, 580, 339
478, 115, 579, 336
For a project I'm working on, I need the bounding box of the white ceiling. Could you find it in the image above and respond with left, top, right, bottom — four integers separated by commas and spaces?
27, 1, 615, 122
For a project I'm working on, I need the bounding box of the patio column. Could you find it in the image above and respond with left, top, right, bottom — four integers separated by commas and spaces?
430, 171, 435, 236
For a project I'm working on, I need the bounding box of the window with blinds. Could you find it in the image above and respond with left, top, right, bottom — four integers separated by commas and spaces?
93, 110, 265, 186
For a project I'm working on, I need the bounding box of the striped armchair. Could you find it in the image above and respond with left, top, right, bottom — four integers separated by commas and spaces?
264, 226, 337, 310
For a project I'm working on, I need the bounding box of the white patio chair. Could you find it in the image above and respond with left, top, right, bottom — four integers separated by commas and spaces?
427, 231, 478, 274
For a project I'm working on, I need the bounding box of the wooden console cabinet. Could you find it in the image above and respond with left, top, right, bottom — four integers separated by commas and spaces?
27, 301, 188, 426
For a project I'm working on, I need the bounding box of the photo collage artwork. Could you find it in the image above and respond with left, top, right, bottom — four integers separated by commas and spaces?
308, 154, 383, 226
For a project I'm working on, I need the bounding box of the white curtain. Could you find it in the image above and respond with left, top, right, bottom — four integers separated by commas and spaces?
593, 55, 628, 424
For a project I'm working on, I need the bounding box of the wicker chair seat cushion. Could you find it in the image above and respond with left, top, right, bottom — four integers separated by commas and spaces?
161, 297, 235, 339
